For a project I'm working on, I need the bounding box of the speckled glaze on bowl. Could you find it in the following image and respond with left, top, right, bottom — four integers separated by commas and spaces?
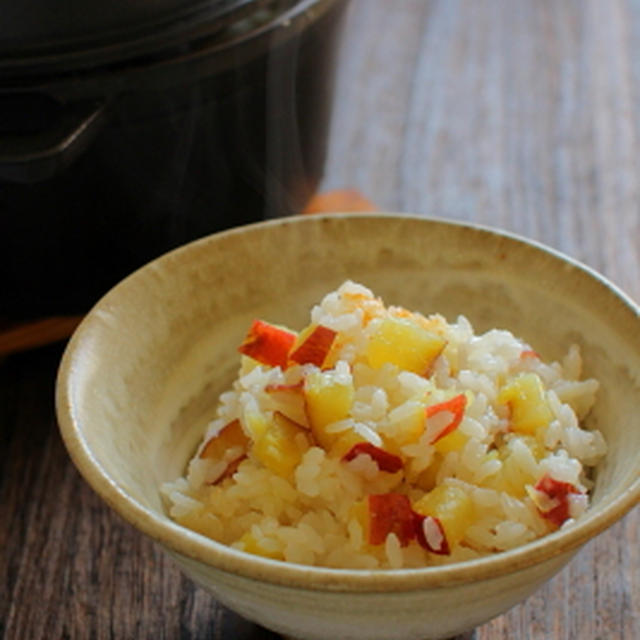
56, 214, 640, 640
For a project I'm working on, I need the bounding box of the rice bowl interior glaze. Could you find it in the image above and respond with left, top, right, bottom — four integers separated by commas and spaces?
56, 213, 640, 640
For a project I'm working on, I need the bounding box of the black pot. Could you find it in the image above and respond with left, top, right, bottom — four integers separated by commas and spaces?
0, 0, 348, 318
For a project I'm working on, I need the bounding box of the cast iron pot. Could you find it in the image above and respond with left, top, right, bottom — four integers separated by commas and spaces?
0, 0, 348, 318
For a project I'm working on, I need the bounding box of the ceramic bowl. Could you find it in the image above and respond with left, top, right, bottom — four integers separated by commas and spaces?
56, 214, 640, 640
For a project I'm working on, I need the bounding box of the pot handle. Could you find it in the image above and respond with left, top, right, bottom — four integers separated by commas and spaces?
0, 99, 106, 183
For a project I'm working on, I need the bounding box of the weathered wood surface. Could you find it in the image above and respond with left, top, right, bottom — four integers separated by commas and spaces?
2, 1, 638, 638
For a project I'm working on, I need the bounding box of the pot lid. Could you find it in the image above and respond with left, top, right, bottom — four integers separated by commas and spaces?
0, 0, 272, 77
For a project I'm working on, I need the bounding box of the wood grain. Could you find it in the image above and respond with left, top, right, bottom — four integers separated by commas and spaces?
2, 1, 639, 639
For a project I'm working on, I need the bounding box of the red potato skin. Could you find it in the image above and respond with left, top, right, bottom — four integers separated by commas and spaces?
366, 494, 451, 554
199, 419, 249, 485
426, 393, 467, 443
289, 325, 337, 368
238, 320, 297, 369
208, 455, 247, 485
534, 474, 581, 527
199, 419, 247, 460
413, 513, 450, 555
367, 494, 416, 546
342, 442, 404, 473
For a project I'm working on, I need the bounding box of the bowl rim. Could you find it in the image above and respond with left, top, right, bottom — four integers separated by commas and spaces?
56, 212, 640, 592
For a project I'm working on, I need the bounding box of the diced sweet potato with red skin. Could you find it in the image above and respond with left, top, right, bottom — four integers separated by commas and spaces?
367, 494, 416, 546
532, 474, 581, 527
365, 493, 452, 553
413, 513, 450, 555
426, 394, 467, 444
412, 484, 471, 550
210, 454, 247, 485
342, 442, 404, 473
200, 419, 249, 460
329, 429, 367, 459
200, 419, 250, 484
520, 349, 540, 359
289, 325, 337, 368
264, 382, 309, 429
238, 319, 296, 369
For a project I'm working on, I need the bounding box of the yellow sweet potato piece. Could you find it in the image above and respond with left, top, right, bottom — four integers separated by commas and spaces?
433, 429, 468, 454
366, 316, 446, 375
237, 531, 284, 560
497, 373, 553, 435
413, 484, 474, 547
252, 412, 310, 478
304, 369, 354, 450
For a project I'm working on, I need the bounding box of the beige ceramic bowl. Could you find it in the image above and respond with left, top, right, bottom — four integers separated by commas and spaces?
56, 214, 640, 640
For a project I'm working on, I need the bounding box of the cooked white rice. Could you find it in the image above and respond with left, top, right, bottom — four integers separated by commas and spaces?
162, 281, 606, 568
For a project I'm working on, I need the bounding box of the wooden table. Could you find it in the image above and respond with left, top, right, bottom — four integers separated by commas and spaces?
2, 1, 638, 638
